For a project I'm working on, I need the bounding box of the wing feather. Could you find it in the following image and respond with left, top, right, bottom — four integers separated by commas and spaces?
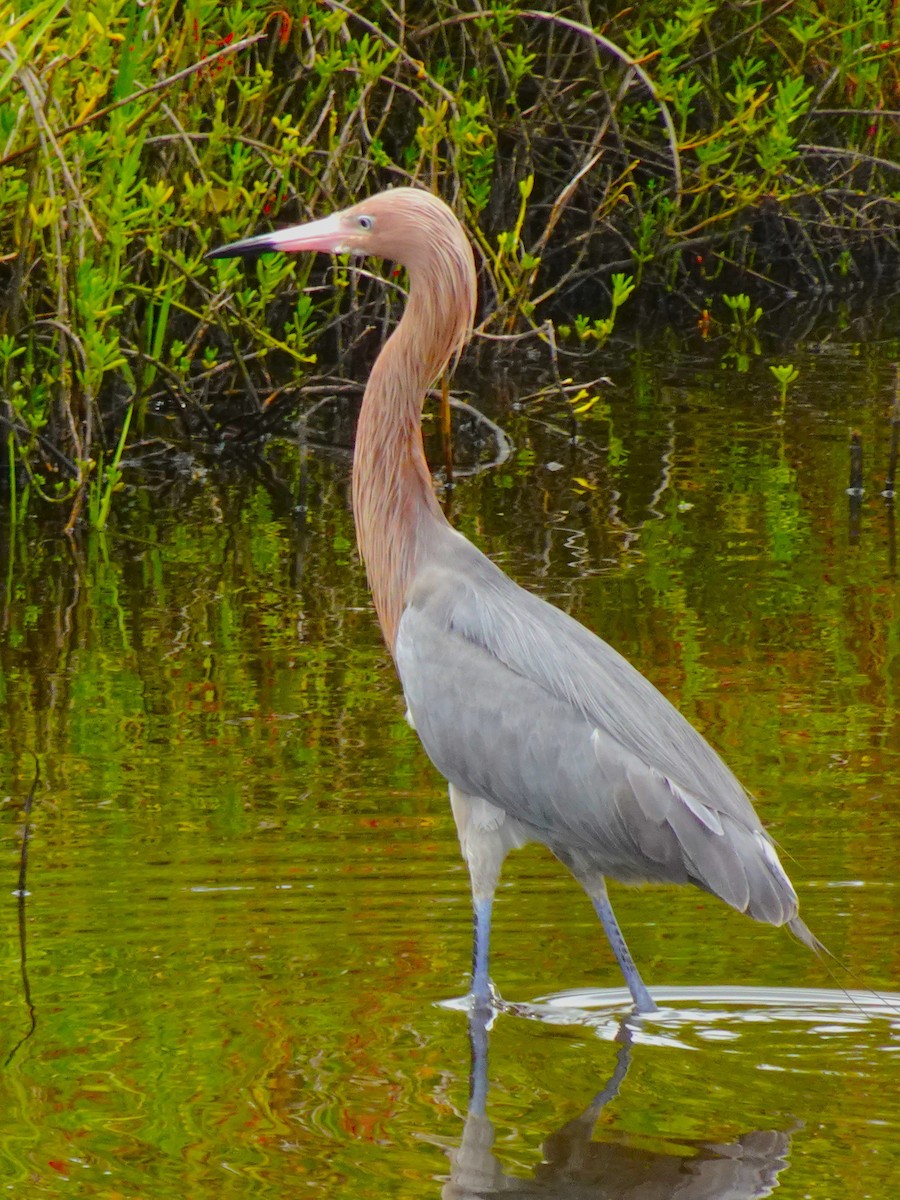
395, 533, 801, 923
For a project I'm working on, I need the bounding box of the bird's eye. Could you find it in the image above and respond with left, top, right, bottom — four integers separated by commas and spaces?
357, 215, 374, 231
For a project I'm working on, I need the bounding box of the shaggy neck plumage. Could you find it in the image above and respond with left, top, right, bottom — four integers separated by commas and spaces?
352, 268, 470, 654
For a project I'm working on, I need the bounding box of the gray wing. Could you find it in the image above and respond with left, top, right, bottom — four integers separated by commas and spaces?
395, 531, 804, 929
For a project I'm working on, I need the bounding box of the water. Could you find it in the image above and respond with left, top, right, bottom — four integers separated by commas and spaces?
1, 338, 898, 1196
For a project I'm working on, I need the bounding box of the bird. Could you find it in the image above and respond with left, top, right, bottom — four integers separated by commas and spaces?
208, 186, 819, 1014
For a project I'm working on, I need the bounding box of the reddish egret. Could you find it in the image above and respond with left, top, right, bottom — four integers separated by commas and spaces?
209, 188, 818, 1013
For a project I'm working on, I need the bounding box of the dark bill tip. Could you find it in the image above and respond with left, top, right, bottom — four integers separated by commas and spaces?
205, 233, 280, 261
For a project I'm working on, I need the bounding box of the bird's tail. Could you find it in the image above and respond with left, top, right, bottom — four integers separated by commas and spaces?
787, 914, 829, 957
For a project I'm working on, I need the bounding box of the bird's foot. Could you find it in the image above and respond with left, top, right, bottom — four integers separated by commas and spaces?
628, 985, 659, 1016
468, 977, 502, 1016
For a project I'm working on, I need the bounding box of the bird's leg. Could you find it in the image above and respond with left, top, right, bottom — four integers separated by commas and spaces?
552, 851, 658, 1014
589, 879, 658, 1014
471, 893, 494, 1007
449, 786, 511, 1009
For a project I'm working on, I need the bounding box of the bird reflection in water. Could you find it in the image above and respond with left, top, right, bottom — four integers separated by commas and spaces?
443, 1010, 793, 1200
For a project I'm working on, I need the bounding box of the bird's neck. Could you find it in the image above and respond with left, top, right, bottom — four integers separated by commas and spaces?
352, 289, 453, 653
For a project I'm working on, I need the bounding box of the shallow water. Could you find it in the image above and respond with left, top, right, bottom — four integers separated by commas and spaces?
1, 336, 899, 1196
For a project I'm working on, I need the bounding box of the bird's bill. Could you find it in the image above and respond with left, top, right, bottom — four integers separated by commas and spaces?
206, 211, 349, 260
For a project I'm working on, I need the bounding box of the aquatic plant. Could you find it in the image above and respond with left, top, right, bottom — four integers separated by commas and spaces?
770, 363, 801, 420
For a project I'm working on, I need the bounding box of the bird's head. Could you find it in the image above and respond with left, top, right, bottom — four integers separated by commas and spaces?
208, 186, 476, 375
208, 187, 472, 284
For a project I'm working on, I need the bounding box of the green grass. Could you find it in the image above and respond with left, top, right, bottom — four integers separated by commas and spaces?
1, 0, 898, 526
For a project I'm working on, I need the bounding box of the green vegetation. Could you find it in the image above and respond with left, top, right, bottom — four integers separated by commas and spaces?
558, 273, 636, 344
1, 0, 899, 525
770, 362, 801, 418
720, 291, 763, 370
